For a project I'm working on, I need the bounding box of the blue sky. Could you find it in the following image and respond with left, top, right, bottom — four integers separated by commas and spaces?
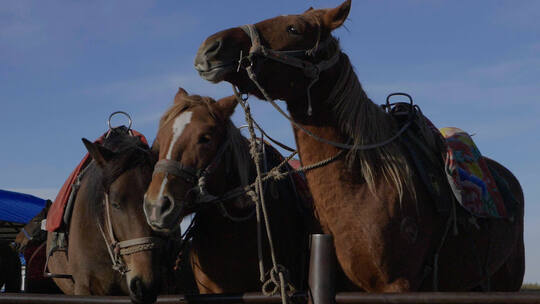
1, 1, 539, 282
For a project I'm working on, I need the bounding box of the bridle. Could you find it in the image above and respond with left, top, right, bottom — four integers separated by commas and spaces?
235, 23, 415, 152
21, 227, 34, 242
98, 192, 163, 275
152, 138, 232, 208
238, 24, 341, 116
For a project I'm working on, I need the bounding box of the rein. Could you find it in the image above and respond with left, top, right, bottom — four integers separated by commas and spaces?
98, 193, 162, 275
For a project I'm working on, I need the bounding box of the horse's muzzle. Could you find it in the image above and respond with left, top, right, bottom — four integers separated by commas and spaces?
143, 195, 182, 235
128, 276, 157, 304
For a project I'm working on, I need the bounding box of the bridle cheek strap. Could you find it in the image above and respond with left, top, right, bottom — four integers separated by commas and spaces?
98, 193, 162, 275
239, 24, 341, 115
151, 139, 231, 205
153, 159, 198, 184
22, 227, 33, 241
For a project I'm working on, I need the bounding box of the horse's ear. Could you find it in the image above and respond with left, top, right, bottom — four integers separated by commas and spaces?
322, 0, 351, 30
174, 87, 189, 104
213, 95, 238, 119
304, 6, 314, 13
82, 138, 114, 168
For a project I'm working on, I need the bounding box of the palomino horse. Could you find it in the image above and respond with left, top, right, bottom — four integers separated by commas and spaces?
0, 241, 21, 292
46, 128, 161, 303
194, 0, 524, 291
14, 201, 62, 293
144, 88, 315, 293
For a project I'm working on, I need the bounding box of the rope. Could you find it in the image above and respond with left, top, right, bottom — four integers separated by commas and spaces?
237, 94, 292, 304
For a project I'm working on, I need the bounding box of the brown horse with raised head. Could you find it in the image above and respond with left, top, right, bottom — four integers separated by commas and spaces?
143, 88, 315, 293
46, 128, 161, 303
194, 0, 524, 291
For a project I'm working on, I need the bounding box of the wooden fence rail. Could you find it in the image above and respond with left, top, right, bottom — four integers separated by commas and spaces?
1, 292, 540, 304
2, 235, 537, 304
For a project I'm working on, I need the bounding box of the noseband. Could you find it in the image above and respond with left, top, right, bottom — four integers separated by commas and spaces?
21, 227, 34, 241
238, 24, 341, 115
98, 193, 163, 275
152, 138, 231, 207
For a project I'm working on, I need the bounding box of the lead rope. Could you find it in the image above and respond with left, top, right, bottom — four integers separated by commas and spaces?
236, 93, 292, 304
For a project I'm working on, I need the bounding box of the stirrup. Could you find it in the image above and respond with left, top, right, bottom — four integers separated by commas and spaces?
43, 247, 72, 279
43, 233, 72, 279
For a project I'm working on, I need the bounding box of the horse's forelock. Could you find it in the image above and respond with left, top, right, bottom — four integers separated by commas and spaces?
159, 94, 218, 130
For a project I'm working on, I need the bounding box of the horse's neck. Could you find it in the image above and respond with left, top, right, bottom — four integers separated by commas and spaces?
287, 53, 391, 165
285, 53, 407, 231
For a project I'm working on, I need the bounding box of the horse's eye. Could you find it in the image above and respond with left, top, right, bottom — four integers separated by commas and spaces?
198, 134, 212, 144
111, 200, 121, 209
287, 25, 300, 35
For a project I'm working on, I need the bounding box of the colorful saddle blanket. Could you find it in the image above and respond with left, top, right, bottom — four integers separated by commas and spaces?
440, 127, 508, 218
46, 129, 148, 232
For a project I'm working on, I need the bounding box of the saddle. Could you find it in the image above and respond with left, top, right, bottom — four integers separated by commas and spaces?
390, 103, 515, 219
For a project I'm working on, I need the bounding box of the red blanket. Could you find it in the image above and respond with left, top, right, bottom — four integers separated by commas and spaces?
46, 130, 147, 232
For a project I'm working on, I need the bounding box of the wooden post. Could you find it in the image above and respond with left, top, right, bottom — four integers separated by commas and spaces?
308, 234, 336, 304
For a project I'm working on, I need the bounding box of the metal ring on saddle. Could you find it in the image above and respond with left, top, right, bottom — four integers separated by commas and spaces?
107, 111, 133, 131
384, 92, 414, 110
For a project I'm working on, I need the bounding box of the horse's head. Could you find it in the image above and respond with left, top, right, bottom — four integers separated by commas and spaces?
194, 0, 350, 103
82, 131, 159, 304
14, 200, 51, 253
144, 88, 240, 235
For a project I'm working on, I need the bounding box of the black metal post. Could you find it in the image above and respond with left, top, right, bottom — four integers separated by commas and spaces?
308, 234, 336, 304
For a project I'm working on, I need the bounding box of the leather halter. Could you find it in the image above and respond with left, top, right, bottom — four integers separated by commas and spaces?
98, 193, 162, 275
152, 138, 231, 206
238, 24, 341, 115
21, 227, 33, 241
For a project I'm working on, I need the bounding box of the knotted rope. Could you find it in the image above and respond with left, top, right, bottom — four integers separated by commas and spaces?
236, 93, 294, 304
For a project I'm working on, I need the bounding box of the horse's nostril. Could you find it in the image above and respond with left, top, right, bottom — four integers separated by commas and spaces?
204, 39, 222, 56
129, 277, 144, 301
129, 277, 157, 304
159, 196, 173, 214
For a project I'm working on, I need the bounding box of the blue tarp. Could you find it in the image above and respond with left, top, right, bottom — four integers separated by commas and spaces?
0, 189, 47, 224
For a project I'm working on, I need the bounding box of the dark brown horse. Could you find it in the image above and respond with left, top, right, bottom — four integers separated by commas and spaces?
194, 0, 525, 291
0, 241, 21, 292
143, 88, 315, 293
14, 201, 62, 293
46, 128, 161, 303
14, 200, 51, 253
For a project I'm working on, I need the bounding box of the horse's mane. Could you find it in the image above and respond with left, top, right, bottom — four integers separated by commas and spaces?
160, 94, 252, 191
84, 128, 153, 221
319, 38, 415, 200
